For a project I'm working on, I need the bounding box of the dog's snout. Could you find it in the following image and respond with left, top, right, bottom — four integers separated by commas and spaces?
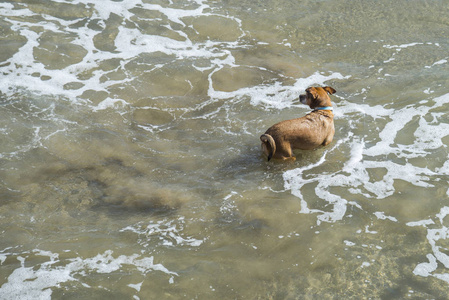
299, 94, 307, 104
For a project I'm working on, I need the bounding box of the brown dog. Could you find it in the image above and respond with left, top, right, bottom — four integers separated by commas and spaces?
260, 86, 337, 161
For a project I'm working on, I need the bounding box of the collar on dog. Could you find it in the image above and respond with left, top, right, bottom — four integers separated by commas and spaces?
313, 106, 333, 111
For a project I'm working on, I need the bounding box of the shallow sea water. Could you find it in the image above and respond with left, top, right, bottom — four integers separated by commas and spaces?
1, 0, 449, 299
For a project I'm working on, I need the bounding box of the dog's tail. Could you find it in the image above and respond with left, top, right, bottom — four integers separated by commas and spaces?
260, 134, 276, 161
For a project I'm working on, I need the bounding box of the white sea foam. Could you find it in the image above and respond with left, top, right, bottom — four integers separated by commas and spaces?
374, 212, 398, 222
0, 249, 175, 300
128, 281, 143, 292
364, 105, 430, 157
114, 27, 210, 59
142, 0, 209, 26
383, 42, 423, 50
413, 224, 449, 283
425, 59, 448, 69
220, 191, 240, 217
343, 138, 364, 172
210, 72, 350, 109
344, 240, 355, 246
406, 207, 449, 284
406, 219, 435, 227
93, 97, 128, 111
1, 0, 347, 119
120, 217, 204, 248
0, 0, 241, 108
283, 150, 329, 215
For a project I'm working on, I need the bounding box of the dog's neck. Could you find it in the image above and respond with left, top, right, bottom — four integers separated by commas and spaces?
308, 106, 334, 118
313, 106, 333, 111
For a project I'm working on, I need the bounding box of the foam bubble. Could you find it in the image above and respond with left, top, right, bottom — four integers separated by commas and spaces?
344, 240, 355, 246
128, 282, 143, 292
374, 212, 398, 222
92, 97, 128, 111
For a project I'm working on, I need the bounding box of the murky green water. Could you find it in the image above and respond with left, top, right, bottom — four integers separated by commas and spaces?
1, 0, 449, 298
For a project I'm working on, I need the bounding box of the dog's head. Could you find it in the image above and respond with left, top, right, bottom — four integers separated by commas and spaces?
299, 86, 336, 109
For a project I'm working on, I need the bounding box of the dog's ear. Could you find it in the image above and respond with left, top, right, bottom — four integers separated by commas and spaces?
306, 87, 318, 98
323, 86, 336, 95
